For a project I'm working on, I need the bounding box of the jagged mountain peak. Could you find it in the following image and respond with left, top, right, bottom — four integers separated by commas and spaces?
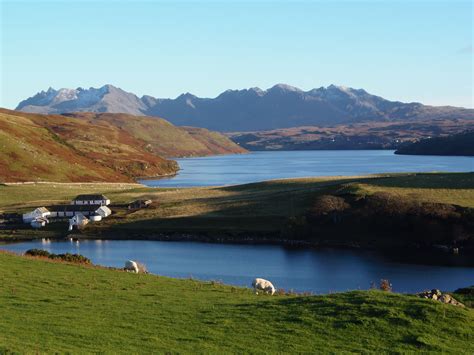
16, 84, 473, 131
269, 83, 302, 93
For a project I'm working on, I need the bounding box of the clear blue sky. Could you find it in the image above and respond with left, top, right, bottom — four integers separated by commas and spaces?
1, 0, 472, 109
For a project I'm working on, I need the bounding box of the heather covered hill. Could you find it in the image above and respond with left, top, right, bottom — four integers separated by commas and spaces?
395, 131, 474, 156
0, 109, 245, 183
0, 109, 178, 183
61, 112, 246, 157
17, 84, 473, 132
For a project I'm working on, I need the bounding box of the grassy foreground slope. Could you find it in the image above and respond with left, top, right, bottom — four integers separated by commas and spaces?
0, 252, 472, 353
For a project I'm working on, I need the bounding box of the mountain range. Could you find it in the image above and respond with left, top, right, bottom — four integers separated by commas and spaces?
17, 84, 473, 132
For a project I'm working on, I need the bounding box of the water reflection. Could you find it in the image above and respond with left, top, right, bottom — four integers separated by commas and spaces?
1, 240, 473, 294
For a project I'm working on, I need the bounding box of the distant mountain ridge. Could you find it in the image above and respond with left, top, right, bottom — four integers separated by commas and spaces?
17, 84, 473, 132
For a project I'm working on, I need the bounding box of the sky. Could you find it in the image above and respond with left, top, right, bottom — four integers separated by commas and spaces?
0, 0, 472, 109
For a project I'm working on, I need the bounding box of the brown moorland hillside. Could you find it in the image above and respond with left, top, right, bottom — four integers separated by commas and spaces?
62, 112, 247, 158
0, 109, 178, 183
228, 119, 474, 151
0, 109, 246, 183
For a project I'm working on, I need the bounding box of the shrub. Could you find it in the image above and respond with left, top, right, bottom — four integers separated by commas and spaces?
50, 253, 91, 264
380, 279, 392, 292
412, 202, 460, 219
311, 195, 350, 217
25, 249, 51, 258
365, 192, 411, 216
25, 249, 91, 264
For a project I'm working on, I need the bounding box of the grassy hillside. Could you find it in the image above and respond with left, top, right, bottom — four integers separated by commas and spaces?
395, 131, 474, 156
0, 252, 472, 353
0, 110, 140, 183
1, 173, 472, 242
0, 109, 246, 183
64, 112, 246, 158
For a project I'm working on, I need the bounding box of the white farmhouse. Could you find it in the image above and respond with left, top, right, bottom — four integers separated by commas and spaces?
50, 205, 101, 218
23, 207, 51, 223
71, 194, 110, 206
68, 213, 89, 231
95, 206, 112, 218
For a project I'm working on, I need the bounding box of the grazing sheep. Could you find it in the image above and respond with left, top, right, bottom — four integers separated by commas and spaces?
252, 278, 276, 295
124, 260, 139, 273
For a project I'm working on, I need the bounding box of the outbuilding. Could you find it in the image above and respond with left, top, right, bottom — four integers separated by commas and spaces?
128, 199, 152, 210
95, 206, 112, 218
23, 207, 51, 223
31, 217, 48, 229
68, 213, 89, 231
71, 194, 110, 206
49, 205, 102, 218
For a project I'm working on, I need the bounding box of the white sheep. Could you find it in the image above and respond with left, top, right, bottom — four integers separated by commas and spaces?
124, 260, 139, 273
252, 278, 276, 295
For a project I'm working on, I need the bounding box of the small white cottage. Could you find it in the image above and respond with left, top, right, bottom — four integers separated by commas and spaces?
71, 194, 110, 206
23, 207, 51, 223
68, 213, 89, 231
95, 206, 112, 218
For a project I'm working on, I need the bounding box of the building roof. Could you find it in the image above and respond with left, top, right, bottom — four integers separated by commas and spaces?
95, 206, 112, 214
35, 207, 50, 214
73, 194, 109, 201
50, 205, 102, 212
70, 213, 89, 222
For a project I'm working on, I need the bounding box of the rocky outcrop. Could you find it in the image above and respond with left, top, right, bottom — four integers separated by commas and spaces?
417, 289, 465, 307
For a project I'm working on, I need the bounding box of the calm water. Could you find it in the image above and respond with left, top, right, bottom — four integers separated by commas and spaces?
2, 240, 473, 294
141, 150, 474, 187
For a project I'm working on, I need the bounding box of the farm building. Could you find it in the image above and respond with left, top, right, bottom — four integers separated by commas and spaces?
31, 217, 48, 229
23, 207, 51, 223
128, 199, 152, 210
49, 205, 103, 218
68, 213, 89, 231
71, 194, 110, 206
50, 205, 112, 218
95, 206, 112, 218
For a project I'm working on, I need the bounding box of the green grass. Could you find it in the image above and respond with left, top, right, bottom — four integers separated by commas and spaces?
1, 172, 473, 240
0, 252, 472, 353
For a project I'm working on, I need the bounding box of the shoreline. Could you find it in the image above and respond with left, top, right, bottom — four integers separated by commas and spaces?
1, 231, 472, 267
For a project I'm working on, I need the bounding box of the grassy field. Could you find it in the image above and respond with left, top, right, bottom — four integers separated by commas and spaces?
0, 251, 472, 353
1, 172, 473, 239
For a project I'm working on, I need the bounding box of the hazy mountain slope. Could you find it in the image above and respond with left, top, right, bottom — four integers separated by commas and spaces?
17, 84, 473, 132
395, 131, 474, 156
228, 119, 474, 151
0, 109, 178, 183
